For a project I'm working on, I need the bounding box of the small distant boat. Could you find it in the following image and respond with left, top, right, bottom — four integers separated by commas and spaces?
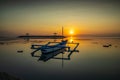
41, 40, 67, 54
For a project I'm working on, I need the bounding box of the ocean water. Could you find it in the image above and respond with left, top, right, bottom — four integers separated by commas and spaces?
0, 37, 120, 80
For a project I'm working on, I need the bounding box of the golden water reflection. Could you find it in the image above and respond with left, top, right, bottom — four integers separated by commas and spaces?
69, 36, 74, 43
0, 37, 120, 80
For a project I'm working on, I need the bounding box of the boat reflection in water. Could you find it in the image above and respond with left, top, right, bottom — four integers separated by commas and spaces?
30, 39, 79, 62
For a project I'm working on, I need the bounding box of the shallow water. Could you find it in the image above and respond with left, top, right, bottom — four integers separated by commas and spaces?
0, 37, 120, 80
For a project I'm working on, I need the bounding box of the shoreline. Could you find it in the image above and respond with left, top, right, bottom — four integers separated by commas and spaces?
18, 35, 66, 39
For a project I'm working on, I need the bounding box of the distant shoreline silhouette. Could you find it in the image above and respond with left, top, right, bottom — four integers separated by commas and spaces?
18, 35, 66, 39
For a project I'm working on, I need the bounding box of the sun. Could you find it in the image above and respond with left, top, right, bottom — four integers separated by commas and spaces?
70, 30, 74, 35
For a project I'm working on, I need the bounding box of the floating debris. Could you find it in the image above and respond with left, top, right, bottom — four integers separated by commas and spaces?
103, 44, 112, 47
109, 44, 112, 46
17, 50, 23, 53
103, 45, 109, 47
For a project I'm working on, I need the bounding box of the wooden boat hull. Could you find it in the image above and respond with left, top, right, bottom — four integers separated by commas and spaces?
39, 48, 66, 61
41, 40, 67, 54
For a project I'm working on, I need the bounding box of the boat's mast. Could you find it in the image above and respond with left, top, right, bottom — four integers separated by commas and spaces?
62, 26, 64, 41
62, 26, 63, 36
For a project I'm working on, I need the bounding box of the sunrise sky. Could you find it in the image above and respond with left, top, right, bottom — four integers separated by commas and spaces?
0, 0, 120, 37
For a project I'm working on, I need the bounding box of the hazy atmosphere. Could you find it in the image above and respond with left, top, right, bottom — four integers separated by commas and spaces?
0, 0, 120, 80
0, 0, 120, 37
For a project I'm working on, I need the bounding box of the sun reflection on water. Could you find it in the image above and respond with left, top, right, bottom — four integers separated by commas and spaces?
69, 36, 74, 43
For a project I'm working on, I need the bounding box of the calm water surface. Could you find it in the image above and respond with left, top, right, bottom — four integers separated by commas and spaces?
0, 37, 120, 80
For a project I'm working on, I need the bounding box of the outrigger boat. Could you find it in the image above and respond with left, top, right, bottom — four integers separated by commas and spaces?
30, 27, 79, 62
31, 40, 79, 61
40, 40, 67, 54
